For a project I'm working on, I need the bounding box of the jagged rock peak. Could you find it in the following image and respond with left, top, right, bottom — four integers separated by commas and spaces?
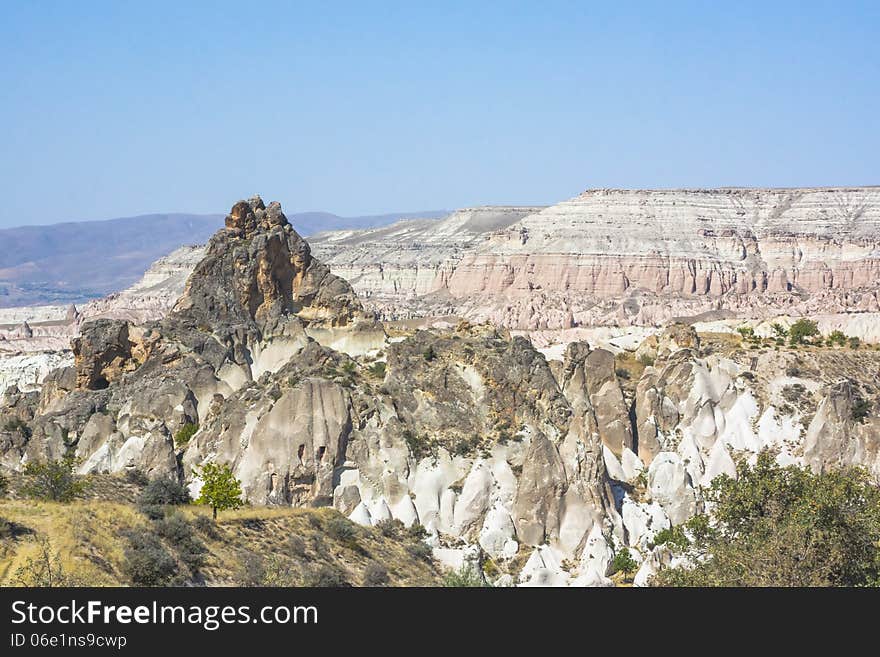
173, 196, 366, 331
224, 195, 289, 237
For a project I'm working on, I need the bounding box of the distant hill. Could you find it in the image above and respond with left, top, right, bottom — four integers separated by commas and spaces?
0, 209, 446, 308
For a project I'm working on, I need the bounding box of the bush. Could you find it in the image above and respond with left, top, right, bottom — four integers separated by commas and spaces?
325, 516, 359, 547
375, 518, 403, 538
785, 365, 802, 378
124, 468, 149, 487
852, 398, 871, 423
848, 336, 861, 350
303, 564, 350, 587
423, 346, 436, 362
3, 418, 31, 438
139, 504, 167, 521
443, 565, 486, 587
0, 471, 8, 498
367, 362, 387, 379
237, 551, 266, 587
402, 429, 430, 460
287, 534, 307, 557
192, 514, 219, 539
828, 330, 847, 347
154, 513, 206, 571
637, 354, 655, 367
405, 541, 433, 561
22, 455, 88, 502
651, 526, 688, 551
615, 368, 631, 380
362, 561, 389, 586
788, 318, 819, 346
122, 529, 178, 586
771, 323, 788, 339
174, 423, 198, 448
12, 536, 81, 586
139, 478, 191, 507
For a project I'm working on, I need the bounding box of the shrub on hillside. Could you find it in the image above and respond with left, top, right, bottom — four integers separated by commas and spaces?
138, 478, 191, 507
362, 561, 389, 586
22, 455, 88, 502
122, 528, 178, 586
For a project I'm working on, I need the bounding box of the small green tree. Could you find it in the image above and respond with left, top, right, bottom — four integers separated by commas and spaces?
612, 547, 638, 582
22, 455, 88, 502
788, 319, 819, 346
193, 462, 243, 519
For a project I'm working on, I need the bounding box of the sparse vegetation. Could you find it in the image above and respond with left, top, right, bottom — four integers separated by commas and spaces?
0, 471, 8, 498
827, 330, 847, 347
637, 354, 655, 367
362, 561, 389, 586
12, 536, 80, 586
402, 428, 431, 460
138, 477, 191, 507
303, 563, 350, 587
121, 527, 179, 586
654, 452, 880, 587
851, 397, 871, 423
443, 565, 486, 587
325, 516, 359, 549
771, 323, 788, 339
22, 455, 88, 502
367, 361, 387, 379
611, 547, 637, 582
423, 345, 437, 361
174, 422, 199, 447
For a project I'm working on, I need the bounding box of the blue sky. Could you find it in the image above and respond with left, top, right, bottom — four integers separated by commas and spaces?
1, 1, 878, 227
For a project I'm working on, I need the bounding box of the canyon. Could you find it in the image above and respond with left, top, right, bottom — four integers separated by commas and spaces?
1, 192, 878, 586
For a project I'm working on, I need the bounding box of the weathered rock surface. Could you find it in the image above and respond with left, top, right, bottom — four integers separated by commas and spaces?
310, 188, 880, 329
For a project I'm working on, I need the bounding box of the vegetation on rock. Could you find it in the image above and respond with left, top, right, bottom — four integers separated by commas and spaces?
653, 452, 880, 587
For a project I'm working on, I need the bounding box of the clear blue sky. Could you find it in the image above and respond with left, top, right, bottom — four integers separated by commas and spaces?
1, 1, 878, 227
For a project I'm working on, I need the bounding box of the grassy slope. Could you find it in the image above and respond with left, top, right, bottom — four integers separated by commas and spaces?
0, 496, 442, 587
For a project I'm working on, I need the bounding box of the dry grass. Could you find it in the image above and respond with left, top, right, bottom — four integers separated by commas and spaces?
0, 499, 442, 587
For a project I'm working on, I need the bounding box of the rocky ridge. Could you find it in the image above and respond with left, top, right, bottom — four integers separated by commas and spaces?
1, 195, 879, 587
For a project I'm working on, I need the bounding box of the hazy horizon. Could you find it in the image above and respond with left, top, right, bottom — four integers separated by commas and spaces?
2, 1, 878, 228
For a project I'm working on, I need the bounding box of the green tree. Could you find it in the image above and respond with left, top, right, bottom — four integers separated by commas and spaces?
22, 455, 88, 502
611, 547, 638, 582
193, 462, 243, 519
654, 452, 880, 587
788, 318, 819, 346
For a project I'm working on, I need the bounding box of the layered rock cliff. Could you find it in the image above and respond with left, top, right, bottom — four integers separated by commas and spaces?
310, 188, 880, 329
